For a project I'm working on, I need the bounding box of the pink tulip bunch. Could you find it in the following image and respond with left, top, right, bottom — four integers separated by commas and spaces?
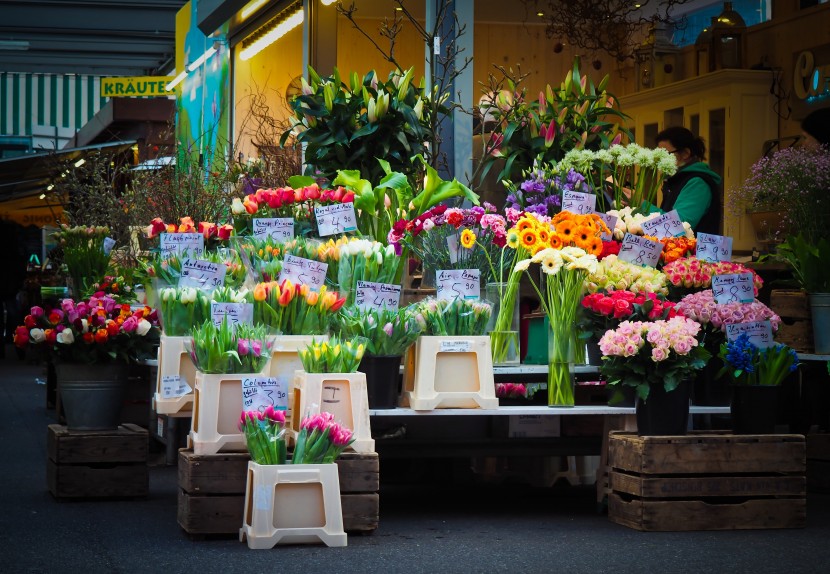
239, 406, 288, 465
293, 412, 354, 464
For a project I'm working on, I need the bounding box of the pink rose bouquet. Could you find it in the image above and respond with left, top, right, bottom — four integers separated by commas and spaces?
662, 257, 763, 299
675, 290, 780, 334
599, 316, 710, 400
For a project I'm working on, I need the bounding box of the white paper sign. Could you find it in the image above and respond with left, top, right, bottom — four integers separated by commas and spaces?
315, 203, 357, 236
160, 232, 204, 257
178, 257, 226, 289
242, 376, 289, 412
355, 281, 401, 311
562, 191, 596, 215
725, 320, 774, 348
439, 340, 473, 353
447, 235, 460, 264
618, 233, 662, 268
696, 233, 733, 263
594, 212, 618, 241
436, 269, 480, 301
210, 302, 253, 329
278, 254, 328, 290
102, 237, 116, 255
641, 210, 685, 239
712, 273, 754, 304
253, 218, 294, 241
160, 375, 190, 399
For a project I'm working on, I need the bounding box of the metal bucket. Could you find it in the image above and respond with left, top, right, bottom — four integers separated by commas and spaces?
57, 363, 128, 430
809, 293, 830, 355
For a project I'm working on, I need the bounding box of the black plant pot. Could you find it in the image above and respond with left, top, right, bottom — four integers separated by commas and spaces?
359, 355, 403, 409
636, 380, 691, 436
731, 385, 780, 434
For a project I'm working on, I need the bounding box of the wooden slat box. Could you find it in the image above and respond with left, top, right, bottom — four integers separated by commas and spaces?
770, 289, 813, 352
807, 434, 830, 493
607, 431, 806, 531
177, 449, 379, 536
47, 423, 149, 499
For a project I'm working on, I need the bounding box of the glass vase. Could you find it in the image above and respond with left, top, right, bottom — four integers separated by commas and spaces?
547, 321, 575, 407
486, 281, 521, 365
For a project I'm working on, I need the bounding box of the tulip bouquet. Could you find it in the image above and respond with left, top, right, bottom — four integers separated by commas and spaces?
14, 296, 159, 364
658, 236, 697, 265
187, 320, 271, 374
298, 336, 367, 373
252, 280, 346, 335
239, 406, 288, 465
156, 286, 210, 336
82, 275, 137, 305
578, 291, 678, 341
337, 239, 399, 305
52, 224, 113, 297
415, 297, 492, 337
662, 257, 763, 299
333, 306, 424, 357
599, 316, 711, 401
496, 382, 529, 400
233, 235, 329, 285
718, 333, 799, 387
145, 216, 234, 245
292, 412, 354, 464
584, 254, 669, 295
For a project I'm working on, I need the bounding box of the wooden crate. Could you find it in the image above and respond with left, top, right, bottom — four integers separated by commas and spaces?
177, 449, 379, 536
807, 434, 830, 493
607, 431, 806, 531
47, 423, 149, 499
770, 289, 813, 352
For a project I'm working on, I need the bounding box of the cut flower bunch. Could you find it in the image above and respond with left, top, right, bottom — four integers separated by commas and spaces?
252, 280, 345, 335
299, 336, 367, 373
334, 306, 424, 357
718, 333, 799, 387
187, 320, 271, 374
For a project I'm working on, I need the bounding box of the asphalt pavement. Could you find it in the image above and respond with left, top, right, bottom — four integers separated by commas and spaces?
2, 346, 829, 574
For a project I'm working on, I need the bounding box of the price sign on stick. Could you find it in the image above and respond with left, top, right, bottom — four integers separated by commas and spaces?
161, 375, 190, 399
712, 273, 754, 304
562, 191, 596, 215
315, 203, 357, 236
178, 257, 226, 289
726, 320, 774, 348
618, 234, 662, 268
253, 218, 294, 241
242, 377, 289, 412
641, 210, 685, 239
436, 269, 480, 301
355, 281, 401, 311
696, 233, 733, 263
160, 233, 204, 257
278, 254, 328, 291
210, 302, 253, 330
594, 212, 618, 241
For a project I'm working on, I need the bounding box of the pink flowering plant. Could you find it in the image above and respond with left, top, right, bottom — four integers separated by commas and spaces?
599, 316, 710, 400
239, 406, 288, 465
675, 290, 780, 346
496, 383, 528, 399
662, 257, 763, 299
293, 412, 354, 464
187, 320, 271, 374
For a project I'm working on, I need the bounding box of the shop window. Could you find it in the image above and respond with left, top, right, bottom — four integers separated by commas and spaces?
664, 107, 684, 129
0, 136, 32, 159
671, 0, 770, 48
644, 123, 659, 147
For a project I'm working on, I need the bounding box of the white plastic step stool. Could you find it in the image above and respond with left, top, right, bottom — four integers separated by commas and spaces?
153, 335, 196, 416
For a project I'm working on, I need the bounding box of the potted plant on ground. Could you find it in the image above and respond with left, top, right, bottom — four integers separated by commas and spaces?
718, 333, 799, 433
599, 316, 710, 435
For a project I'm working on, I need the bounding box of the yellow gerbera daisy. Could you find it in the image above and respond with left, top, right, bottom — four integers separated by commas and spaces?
520, 229, 539, 250
516, 218, 536, 233
460, 229, 476, 249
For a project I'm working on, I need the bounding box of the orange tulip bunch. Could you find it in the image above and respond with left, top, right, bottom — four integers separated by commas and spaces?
146, 216, 233, 242
252, 279, 346, 335
658, 236, 697, 264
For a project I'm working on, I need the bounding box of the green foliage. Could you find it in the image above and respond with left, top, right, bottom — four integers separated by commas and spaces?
776, 234, 830, 293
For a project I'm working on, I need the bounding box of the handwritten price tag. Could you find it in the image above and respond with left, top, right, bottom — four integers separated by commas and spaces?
355, 281, 401, 311
447, 235, 460, 264
278, 254, 328, 290
712, 273, 755, 304
242, 377, 289, 412
618, 233, 662, 268
253, 218, 294, 241
315, 203, 357, 236
436, 269, 480, 301
726, 320, 774, 348
160, 375, 190, 399
160, 232, 204, 257
594, 212, 618, 241
102, 237, 116, 255
562, 191, 596, 215
178, 257, 226, 290
439, 340, 473, 353
696, 232, 733, 263
641, 210, 685, 239
210, 302, 253, 329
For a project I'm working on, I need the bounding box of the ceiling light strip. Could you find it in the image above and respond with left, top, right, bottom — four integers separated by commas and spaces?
240, 3, 304, 61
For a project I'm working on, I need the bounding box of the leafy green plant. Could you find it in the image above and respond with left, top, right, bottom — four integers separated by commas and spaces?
776, 235, 830, 293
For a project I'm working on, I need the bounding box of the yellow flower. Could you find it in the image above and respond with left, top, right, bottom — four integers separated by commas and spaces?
506, 230, 520, 249
520, 229, 539, 250
460, 229, 476, 249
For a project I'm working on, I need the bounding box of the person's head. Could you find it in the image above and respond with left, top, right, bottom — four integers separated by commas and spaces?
801, 107, 830, 148
655, 126, 706, 167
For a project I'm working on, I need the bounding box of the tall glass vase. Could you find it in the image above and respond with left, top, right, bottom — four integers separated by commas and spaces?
486, 281, 520, 365
547, 321, 575, 406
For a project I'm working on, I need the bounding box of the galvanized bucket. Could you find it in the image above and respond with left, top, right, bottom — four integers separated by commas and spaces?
809, 293, 830, 355
57, 363, 128, 430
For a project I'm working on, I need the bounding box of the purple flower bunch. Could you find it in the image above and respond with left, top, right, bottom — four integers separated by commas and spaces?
675, 290, 781, 334
505, 168, 589, 218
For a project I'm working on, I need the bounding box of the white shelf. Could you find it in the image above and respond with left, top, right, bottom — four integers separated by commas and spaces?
797, 353, 830, 361
370, 405, 731, 417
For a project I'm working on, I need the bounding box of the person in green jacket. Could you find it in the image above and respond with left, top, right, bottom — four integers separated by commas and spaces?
647, 126, 723, 235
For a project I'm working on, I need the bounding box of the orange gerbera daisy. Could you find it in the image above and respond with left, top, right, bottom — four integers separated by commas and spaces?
549, 233, 563, 249
556, 219, 576, 240
520, 229, 539, 249
552, 211, 575, 226
587, 236, 603, 256
537, 228, 551, 244
575, 225, 593, 245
